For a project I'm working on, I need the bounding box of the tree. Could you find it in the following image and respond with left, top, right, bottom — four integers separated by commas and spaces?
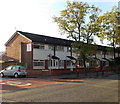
72, 42, 97, 68
53, 1, 101, 68
97, 6, 120, 59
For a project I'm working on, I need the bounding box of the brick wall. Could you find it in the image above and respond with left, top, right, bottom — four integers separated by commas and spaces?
6, 32, 31, 61
27, 69, 71, 76
21, 43, 33, 70
6, 32, 33, 70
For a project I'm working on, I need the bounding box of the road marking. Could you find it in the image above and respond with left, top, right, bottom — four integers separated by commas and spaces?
16, 83, 32, 86
0, 81, 32, 86
0, 83, 5, 84
7, 81, 21, 85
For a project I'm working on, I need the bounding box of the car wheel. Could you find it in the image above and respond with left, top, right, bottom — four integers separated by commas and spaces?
14, 73, 19, 78
0, 73, 4, 78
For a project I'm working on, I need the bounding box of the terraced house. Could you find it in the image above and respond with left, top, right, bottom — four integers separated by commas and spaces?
1, 31, 120, 76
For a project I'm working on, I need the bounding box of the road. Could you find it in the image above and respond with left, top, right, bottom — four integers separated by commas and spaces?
0, 74, 119, 103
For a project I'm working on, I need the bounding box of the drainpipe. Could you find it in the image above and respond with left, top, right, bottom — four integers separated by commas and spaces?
54, 45, 56, 56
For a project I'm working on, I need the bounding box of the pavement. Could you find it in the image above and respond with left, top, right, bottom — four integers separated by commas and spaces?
0, 70, 119, 93
28, 70, 119, 79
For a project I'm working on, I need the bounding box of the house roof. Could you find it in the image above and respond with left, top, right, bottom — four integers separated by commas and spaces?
67, 56, 76, 60
17, 31, 73, 46
52, 56, 60, 60
5, 31, 120, 52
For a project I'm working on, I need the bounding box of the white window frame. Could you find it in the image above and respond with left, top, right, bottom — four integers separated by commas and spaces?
49, 45, 54, 51
66, 60, 71, 68
33, 43, 45, 50
59, 60, 64, 68
67, 47, 71, 52
33, 60, 45, 69
56, 46, 64, 51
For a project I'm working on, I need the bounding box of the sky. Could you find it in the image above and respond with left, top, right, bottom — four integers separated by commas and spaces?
0, 0, 119, 51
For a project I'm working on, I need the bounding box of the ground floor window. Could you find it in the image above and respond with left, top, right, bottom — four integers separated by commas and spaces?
90, 61, 100, 67
33, 60, 45, 69
66, 60, 71, 68
48, 60, 64, 69
101, 61, 109, 67
59, 60, 64, 67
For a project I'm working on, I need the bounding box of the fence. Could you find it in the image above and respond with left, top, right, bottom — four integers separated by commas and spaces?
74, 65, 120, 77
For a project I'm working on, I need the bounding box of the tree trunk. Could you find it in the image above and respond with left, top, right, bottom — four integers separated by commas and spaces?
83, 57, 87, 76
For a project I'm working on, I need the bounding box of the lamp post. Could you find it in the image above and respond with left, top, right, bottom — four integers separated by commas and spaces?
48, 54, 52, 75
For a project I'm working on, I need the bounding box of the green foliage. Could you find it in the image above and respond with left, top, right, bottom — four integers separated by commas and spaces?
97, 6, 120, 46
53, 1, 101, 43
53, 1, 101, 67
72, 42, 97, 62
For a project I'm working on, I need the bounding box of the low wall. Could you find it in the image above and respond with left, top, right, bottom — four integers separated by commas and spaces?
26, 65, 120, 76
74, 66, 120, 73
27, 69, 71, 76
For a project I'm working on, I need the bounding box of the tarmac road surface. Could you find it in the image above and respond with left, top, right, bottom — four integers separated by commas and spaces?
0, 74, 119, 103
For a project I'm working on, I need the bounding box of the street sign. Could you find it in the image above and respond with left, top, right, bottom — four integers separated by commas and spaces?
27, 43, 32, 52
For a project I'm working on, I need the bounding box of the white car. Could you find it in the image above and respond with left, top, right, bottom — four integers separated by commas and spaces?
0, 65, 27, 78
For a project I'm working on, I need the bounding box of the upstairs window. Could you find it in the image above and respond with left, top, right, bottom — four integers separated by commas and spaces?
49, 45, 54, 51
56, 46, 64, 51
67, 47, 71, 52
33, 43, 45, 49
97, 51, 103, 55
34, 45, 39, 49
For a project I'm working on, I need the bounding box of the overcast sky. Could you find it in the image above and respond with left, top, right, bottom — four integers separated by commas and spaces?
0, 0, 119, 51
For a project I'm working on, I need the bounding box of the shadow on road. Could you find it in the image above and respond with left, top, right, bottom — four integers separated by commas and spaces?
60, 71, 120, 81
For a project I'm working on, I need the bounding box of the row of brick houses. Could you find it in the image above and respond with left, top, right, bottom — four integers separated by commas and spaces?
0, 31, 120, 76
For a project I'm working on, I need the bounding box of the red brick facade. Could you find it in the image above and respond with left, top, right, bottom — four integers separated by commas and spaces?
5, 32, 33, 70
5, 31, 119, 76
27, 69, 71, 76
21, 43, 33, 70
5, 32, 72, 76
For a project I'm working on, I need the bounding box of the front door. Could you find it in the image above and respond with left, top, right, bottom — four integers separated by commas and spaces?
48, 59, 59, 69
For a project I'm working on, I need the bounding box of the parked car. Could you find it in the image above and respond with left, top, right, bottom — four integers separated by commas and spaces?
0, 65, 27, 78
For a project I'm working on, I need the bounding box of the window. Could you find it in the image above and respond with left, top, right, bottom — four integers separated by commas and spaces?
67, 47, 71, 52
66, 60, 71, 66
59, 60, 64, 67
33, 44, 45, 49
56, 46, 64, 51
39, 45, 45, 49
97, 51, 103, 55
33, 60, 45, 67
106, 52, 109, 55
53, 60, 56, 66
34, 45, 39, 49
49, 45, 54, 51
102, 61, 106, 66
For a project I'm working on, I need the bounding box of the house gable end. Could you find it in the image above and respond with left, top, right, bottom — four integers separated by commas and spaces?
5, 31, 32, 46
